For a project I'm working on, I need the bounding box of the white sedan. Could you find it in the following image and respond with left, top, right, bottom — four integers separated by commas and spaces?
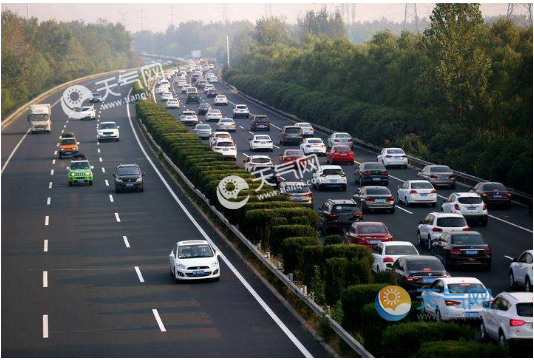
300, 138, 326, 156
209, 131, 232, 147
216, 118, 236, 132
372, 241, 419, 272
204, 84, 215, 93
244, 155, 274, 172
327, 132, 353, 148
377, 147, 408, 168
160, 92, 173, 101
169, 240, 220, 281
295, 122, 315, 137
423, 277, 490, 321
249, 134, 274, 152
441, 192, 488, 226
212, 139, 237, 160
397, 180, 437, 207
166, 98, 180, 109
312, 165, 347, 191
508, 250, 533, 292
417, 212, 469, 250
233, 104, 250, 118
205, 109, 223, 122
214, 95, 228, 105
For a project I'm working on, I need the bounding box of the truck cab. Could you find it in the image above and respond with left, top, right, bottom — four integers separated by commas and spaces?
28, 104, 52, 133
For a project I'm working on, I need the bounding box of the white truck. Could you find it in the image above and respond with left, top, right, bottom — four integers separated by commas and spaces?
28, 104, 52, 133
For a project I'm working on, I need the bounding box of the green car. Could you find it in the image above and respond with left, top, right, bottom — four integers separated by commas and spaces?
67, 158, 94, 186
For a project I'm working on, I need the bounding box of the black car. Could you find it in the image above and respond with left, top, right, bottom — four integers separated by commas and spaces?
113, 164, 144, 193
391, 255, 448, 295
317, 199, 363, 235
470, 182, 511, 209
89, 93, 102, 103
186, 93, 201, 104
251, 115, 270, 131
354, 162, 389, 186
206, 88, 219, 98
197, 102, 211, 115
431, 231, 491, 270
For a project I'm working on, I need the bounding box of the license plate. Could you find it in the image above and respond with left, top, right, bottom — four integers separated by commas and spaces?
340, 154, 347, 156
394, 156, 401, 160
369, 239, 380, 244
65, 152, 72, 155
465, 250, 478, 255
372, 177, 380, 181
375, 199, 385, 203
77, 179, 85, 184
329, 180, 337, 184
420, 194, 428, 197
465, 312, 480, 318
468, 207, 476, 210
293, 196, 302, 201
422, 277, 434, 284
193, 270, 205, 275
126, 184, 134, 188
494, 195, 503, 198
260, 142, 266, 145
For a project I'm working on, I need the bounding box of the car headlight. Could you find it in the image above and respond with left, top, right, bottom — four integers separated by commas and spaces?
211, 260, 219, 267
135, 178, 143, 183
177, 264, 186, 270
116, 178, 123, 183
85, 172, 91, 176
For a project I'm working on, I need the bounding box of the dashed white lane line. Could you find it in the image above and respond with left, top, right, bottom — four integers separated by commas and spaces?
56, 142, 59, 147
54, 150, 57, 156
99, 157, 103, 162
43, 315, 49, 339
242, 152, 250, 158
152, 309, 166, 332
50, 169, 54, 176
239, 126, 244, 129
97, 148, 101, 153
44, 216, 49, 226
134, 266, 145, 283
61, 130, 64, 134
52, 159, 56, 165
105, 179, 109, 187
97, 141, 100, 145
504, 255, 514, 261
109, 194, 114, 203
43, 271, 48, 288
47, 197, 51, 206
273, 144, 280, 149
101, 167, 106, 173
123, 236, 130, 248
63, 124, 66, 128
44, 239, 48, 252
114, 213, 121, 223
271, 124, 282, 130
248, 131, 254, 135
395, 205, 414, 215
1, 128, 30, 174
49, 182, 53, 189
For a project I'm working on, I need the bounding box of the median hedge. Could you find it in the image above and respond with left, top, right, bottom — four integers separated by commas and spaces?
414, 340, 509, 358
280, 237, 319, 274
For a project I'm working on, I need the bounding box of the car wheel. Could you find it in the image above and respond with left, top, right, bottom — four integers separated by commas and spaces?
213, 276, 220, 282
317, 184, 323, 191
417, 231, 424, 247
58, 154, 62, 159
115, 186, 121, 193
435, 309, 442, 322
480, 323, 488, 342
498, 330, 507, 347
427, 236, 433, 251
68, 181, 72, 187
389, 207, 395, 214
341, 185, 346, 191
405, 197, 410, 206
138, 186, 144, 192
526, 277, 532, 292
89, 181, 93, 186
375, 265, 380, 273
481, 218, 488, 227
431, 202, 437, 208
509, 271, 516, 289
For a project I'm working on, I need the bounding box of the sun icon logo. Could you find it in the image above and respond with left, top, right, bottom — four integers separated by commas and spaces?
375, 285, 411, 321
216, 175, 250, 210
220, 177, 239, 198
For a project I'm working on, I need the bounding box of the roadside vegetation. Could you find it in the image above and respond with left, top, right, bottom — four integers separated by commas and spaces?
1, 10, 140, 117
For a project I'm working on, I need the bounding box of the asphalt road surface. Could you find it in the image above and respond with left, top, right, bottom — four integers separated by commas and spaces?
1, 71, 328, 357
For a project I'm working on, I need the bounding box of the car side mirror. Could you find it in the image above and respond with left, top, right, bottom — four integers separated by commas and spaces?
386, 263, 393, 269
117, 126, 120, 129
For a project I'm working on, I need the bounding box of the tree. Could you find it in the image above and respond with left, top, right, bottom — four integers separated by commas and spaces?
253, 17, 291, 46
297, 9, 346, 42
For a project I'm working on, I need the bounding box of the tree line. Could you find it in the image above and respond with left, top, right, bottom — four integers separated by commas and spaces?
1, 10, 140, 117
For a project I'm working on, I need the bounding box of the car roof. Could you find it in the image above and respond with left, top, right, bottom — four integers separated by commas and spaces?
100, 122, 116, 125
402, 255, 439, 262
501, 292, 534, 303
382, 241, 416, 246
407, 180, 431, 184
332, 132, 350, 136
453, 192, 480, 198
304, 137, 322, 141
71, 160, 89, 164
254, 134, 271, 138
431, 212, 465, 218
384, 147, 404, 151
442, 277, 484, 285
177, 240, 209, 246
320, 165, 342, 170
450, 231, 481, 236
362, 186, 390, 191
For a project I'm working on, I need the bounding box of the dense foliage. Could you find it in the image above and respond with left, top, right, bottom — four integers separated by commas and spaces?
223, 4, 533, 193
1, 10, 139, 117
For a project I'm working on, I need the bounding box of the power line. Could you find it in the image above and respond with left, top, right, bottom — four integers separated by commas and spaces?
507, 3, 533, 23
404, 3, 419, 33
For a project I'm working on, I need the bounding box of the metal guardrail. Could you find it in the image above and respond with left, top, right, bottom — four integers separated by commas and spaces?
138, 75, 374, 358
220, 79, 533, 206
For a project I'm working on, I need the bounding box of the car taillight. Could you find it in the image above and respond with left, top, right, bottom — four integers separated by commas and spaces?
363, 171, 370, 175
448, 174, 456, 179
327, 213, 339, 219
483, 247, 491, 254
401, 155, 407, 158
430, 189, 437, 193
510, 319, 526, 327
405, 276, 414, 282
382, 171, 388, 175
506, 192, 512, 198
385, 155, 392, 158
450, 248, 461, 255
445, 300, 462, 306
365, 196, 374, 201
429, 175, 438, 179
432, 227, 443, 232
454, 204, 461, 210
383, 257, 395, 263
482, 193, 489, 197
463, 227, 470, 231
483, 203, 487, 210
353, 211, 363, 218
410, 190, 418, 194
387, 196, 395, 202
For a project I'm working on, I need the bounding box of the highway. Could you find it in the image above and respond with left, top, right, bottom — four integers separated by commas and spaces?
1, 71, 328, 357
161, 68, 533, 296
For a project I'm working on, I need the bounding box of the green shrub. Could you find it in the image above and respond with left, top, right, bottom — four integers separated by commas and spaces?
280, 237, 318, 274
414, 340, 509, 358
324, 234, 342, 245
291, 216, 310, 225
340, 283, 390, 331
324, 257, 374, 305
270, 225, 317, 254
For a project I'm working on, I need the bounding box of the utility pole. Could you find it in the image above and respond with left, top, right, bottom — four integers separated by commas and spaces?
264, 4, 273, 18
226, 35, 230, 67
138, 9, 146, 31
221, 3, 229, 24
26, 3, 30, 19
404, 4, 419, 33
507, 3, 533, 24
170, 5, 176, 27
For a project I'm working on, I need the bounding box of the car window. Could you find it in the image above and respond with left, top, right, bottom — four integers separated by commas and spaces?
253, 157, 271, 164
436, 217, 467, 227
177, 244, 213, 259
429, 166, 451, 173
285, 127, 301, 133
100, 123, 117, 129
357, 224, 388, 234
70, 162, 90, 170
450, 234, 485, 245
322, 168, 344, 176
365, 188, 391, 196
308, 139, 322, 144
61, 139, 76, 145
385, 245, 418, 255
526, 253, 533, 264
363, 163, 385, 170
447, 283, 486, 293
387, 149, 405, 155
333, 145, 351, 152
457, 197, 482, 204
517, 303, 533, 317
411, 182, 433, 189
332, 204, 358, 213
118, 166, 141, 176
482, 183, 506, 191
286, 150, 304, 156
406, 259, 444, 273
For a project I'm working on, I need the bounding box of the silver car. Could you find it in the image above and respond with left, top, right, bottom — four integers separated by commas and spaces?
194, 124, 213, 139
417, 165, 456, 189
353, 186, 395, 213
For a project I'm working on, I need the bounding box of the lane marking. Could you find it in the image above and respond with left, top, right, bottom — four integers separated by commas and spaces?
98, 148, 101, 153
105, 179, 109, 187
44, 239, 48, 252
54, 151, 57, 156
109, 194, 114, 203
50, 169, 54, 176
49, 182, 53, 189
395, 205, 414, 215
273, 144, 280, 149
134, 266, 145, 283
47, 197, 51, 206
239, 125, 244, 129
44, 216, 49, 226
271, 124, 282, 130
63, 124, 66, 128
242, 152, 249, 157
504, 255, 514, 261
43, 315, 49, 339
99, 157, 103, 162
43, 271, 48, 288
56, 142, 59, 147
61, 130, 64, 134
248, 131, 254, 135
123, 236, 130, 248
115, 212, 121, 222
1, 128, 30, 174
102, 167, 106, 173
152, 309, 166, 332
126, 88, 312, 357
52, 159, 56, 165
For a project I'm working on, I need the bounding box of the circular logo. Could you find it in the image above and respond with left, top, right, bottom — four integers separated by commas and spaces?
60, 85, 93, 119
375, 285, 411, 321
216, 175, 250, 210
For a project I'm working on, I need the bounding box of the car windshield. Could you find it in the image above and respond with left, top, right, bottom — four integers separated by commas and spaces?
217, 142, 233, 147
387, 149, 405, 154
322, 168, 344, 176
283, 184, 310, 193
363, 163, 385, 170
365, 188, 391, 196
217, 96, 227, 99
100, 123, 117, 129
71, 162, 90, 170
255, 116, 268, 121
332, 204, 358, 213
197, 125, 211, 130
82, 107, 92, 111
430, 166, 451, 173
221, 120, 233, 124
447, 283, 487, 293
298, 123, 312, 127
253, 157, 271, 164
436, 217, 467, 227
308, 139, 322, 144
450, 234, 485, 245
237, 105, 247, 109
357, 224, 388, 234
517, 303, 533, 317
482, 183, 507, 191
285, 127, 301, 133
334, 146, 351, 152
29, 114, 49, 121
406, 259, 444, 272
286, 150, 304, 156
92, 93, 100, 97
385, 245, 418, 255
336, 133, 351, 139
458, 197, 482, 204
118, 166, 140, 176
61, 139, 76, 145
411, 182, 433, 189
178, 244, 213, 259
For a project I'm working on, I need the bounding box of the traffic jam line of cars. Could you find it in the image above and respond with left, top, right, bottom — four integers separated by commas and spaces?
151, 60, 533, 345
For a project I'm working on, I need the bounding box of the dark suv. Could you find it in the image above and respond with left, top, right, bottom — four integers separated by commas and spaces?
279, 126, 303, 145
113, 164, 144, 193
317, 199, 363, 235
186, 93, 201, 104
197, 102, 211, 115
250, 115, 270, 131
470, 182, 511, 209
354, 162, 389, 186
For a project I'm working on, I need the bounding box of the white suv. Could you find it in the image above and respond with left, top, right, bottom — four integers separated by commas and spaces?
417, 212, 469, 250
509, 250, 533, 292
232, 104, 250, 118
212, 139, 237, 160
441, 192, 488, 226
481, 292, 533, 345
97, 122, 120, 141
377, 148, 408, 168
312, 165, 347, 191
300, 138, 326, 156
397, 180, 437, 207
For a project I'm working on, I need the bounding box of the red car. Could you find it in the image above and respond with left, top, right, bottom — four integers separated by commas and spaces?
327, 145, 354, 165
344, 221, 393, 248
279, 149, 307, 167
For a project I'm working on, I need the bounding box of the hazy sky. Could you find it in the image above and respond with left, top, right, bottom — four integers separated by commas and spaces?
2, 3, 510, 33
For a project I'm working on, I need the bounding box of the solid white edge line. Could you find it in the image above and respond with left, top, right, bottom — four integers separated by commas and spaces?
43, 315, 49, 338
123, 236, 130, 248
1, 128, 31, 174
152, 309, 166, 332
134, 266, 145, 283
504, 255, 514, 260
43, 270, 48, 288
127, 88, 312, 358
115, 213, 121, 222
395, 205, 413, 215
44, 239, 48, 252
